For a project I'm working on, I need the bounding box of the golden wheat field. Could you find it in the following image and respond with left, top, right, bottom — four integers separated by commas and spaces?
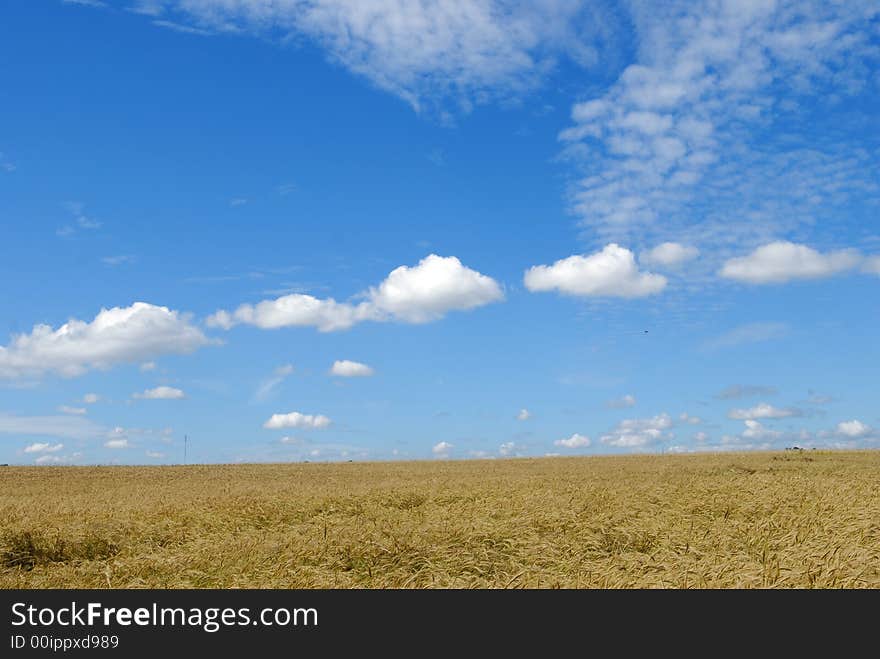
1, 450, 878, 589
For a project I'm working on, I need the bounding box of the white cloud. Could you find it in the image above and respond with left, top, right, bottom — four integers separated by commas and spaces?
836, 420, 871, 438
558, 2, 879, 258
863, 256, 880, 275
35, 454, 71, 465
117, 1, 612, 111
104, 438, 129, 449
279, 436, 304, 445
715, 385, 777, 400
0, 302, 214, 379
208, 254, 503, 332
264, 411, 331, 430
102, 255, 136, 266
516, 408, 531, 421
524, 244, 666, 298
554, 433, 591, 448
83, 393, 100, 404
145, 450, 166, 459
498, 441, 519, 456
640, 242, 699, 267
740, 420, 781, 441
679, 413, 701, 425
606, 394, 636, 409
140, 361, 157, 372
134, 386, 186, 400
254, 364, 295, 401
0, 413, 104, 440
330, 360, 374, 377
432, 441, 454, 457
600, 413, 673, 448
720, 242, 862, 284
703, 323, 788, 351
57, 405, 87, 415
728, 403, 801, 420
693, 431, 709, 442
23, 442, 64, 454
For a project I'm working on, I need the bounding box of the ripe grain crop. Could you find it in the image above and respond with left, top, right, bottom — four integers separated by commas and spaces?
1, 451, 878, 588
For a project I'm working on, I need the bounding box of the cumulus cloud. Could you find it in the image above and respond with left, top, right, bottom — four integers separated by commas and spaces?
35, 454, 72, 465
23, 442, 64, 454
134, 386, 186, 400
606, 394, 636, 409
83, 393, 100, 404
499, 441, 523, 457
208, 255, 502, 332
554, 433, 591, 448
140, 362, 157, 372
104, 438, 129, 449
145, 450, 166, 459
720, 242, 862, 284
727, 403, 801, 420
524, 244, 667, 298
330, 360, 374, 377
0, 302, 214, 380
600, 413, 673, 448
516, 408, 531, 421
640, 242, 699, 267
836, 420, 871, 438
432, 441, 454, 457
263, 411, 331, 430
679, 413, 701, 425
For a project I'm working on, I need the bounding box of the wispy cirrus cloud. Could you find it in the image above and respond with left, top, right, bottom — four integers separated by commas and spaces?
702, 322, 789, 351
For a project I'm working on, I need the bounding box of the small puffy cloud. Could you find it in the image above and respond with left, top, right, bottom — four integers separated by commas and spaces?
23, 442, 64, 454
524, 244, 667, 298
279, 436, 304, 445
693, 431, 709, 442
83, 393, 100, 404
104, 438, 129, 449
432, 441, 454, 457
679, 413, 701, 425
145, 450, 165, 459
0, 302, 214, 380
140, 362, 157, 372
58, 405, 87, 415
606, 394, 636, 409
516, 408, 531, 421
554, 433, 591, 448
836, 420, 871, 438
367, 254, 504, 323
600, 413, 673, 448
134, 386, 186, 400
728, 403, 800, 420
208, 254, 502, 332
640, 242, 699, 267
330, 360, 374, 377
499, 441, 524, 456
264, 411, 331, 430
740, 420, 781, 441
720, 242, 861, 284
715, 385, 777, 400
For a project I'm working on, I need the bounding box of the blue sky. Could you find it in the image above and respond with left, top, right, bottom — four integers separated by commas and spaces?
1, 0, 878, 465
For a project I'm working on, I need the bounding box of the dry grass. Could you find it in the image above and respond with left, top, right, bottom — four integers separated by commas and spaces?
1, 451, 878, 588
